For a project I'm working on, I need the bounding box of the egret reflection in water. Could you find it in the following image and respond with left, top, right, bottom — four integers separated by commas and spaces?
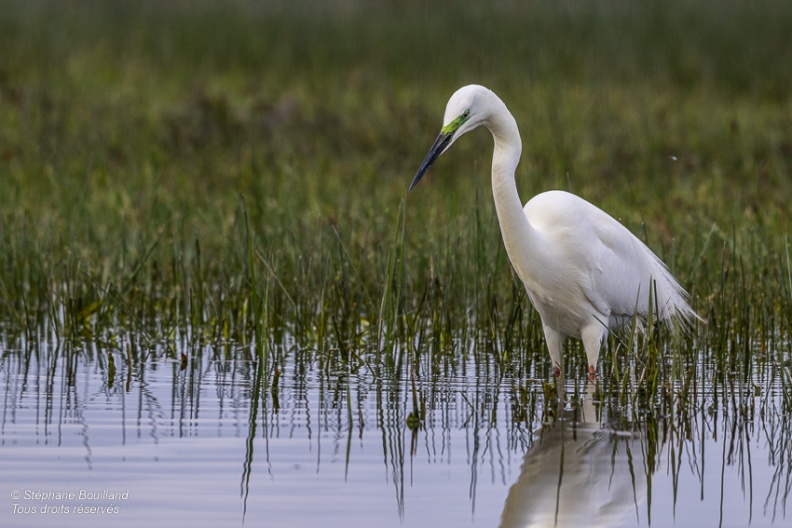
500, 382, 661, 528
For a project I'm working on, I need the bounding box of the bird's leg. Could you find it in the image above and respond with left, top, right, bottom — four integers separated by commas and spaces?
581, 324, 606, 381
542, 324, 563, 379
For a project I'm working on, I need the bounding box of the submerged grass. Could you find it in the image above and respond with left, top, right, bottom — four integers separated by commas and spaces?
0, 1, 791, 413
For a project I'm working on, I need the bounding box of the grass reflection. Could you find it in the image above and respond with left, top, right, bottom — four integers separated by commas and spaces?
0, 330, 790, 525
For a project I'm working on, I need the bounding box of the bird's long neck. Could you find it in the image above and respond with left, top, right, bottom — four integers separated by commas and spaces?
486, 99, 543, 283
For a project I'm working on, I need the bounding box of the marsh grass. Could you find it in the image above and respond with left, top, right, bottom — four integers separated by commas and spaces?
0, 0, 790, 417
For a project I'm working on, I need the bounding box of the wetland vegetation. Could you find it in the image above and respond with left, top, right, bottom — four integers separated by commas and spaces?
2, 0, 791, 396
1, 1, 791, 526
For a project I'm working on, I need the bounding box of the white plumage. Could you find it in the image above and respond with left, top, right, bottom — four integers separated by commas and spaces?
410, 85, 698, 378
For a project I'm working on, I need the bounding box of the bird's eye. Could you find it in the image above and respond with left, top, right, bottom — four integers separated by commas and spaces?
462, 110, 471, 119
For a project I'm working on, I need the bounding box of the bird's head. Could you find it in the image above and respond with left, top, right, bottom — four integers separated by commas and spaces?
409, 85, 491, 191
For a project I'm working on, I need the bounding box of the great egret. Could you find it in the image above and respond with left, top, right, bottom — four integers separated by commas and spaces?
410, 85, 698, 379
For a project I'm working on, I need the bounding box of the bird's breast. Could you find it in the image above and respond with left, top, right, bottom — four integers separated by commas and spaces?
521, 276, 603, 338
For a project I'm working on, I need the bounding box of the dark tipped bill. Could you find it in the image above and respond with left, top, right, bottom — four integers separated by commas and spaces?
409, 131, 454, 191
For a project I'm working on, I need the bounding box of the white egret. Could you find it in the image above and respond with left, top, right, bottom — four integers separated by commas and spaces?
410, 85, 698, 379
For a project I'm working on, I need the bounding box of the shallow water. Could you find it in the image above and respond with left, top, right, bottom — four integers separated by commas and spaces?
1, 337, 789, 528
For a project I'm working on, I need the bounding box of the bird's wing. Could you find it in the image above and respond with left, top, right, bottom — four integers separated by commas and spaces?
583, 214, 652, 318
523, 191, 693, 325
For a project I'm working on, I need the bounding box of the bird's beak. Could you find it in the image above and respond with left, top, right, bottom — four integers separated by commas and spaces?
409, 131, 454, 191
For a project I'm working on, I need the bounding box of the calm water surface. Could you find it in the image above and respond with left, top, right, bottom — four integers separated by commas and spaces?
1, 336, 789, 527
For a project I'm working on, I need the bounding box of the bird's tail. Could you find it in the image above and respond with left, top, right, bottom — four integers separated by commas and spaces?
651, 264, 704, 331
